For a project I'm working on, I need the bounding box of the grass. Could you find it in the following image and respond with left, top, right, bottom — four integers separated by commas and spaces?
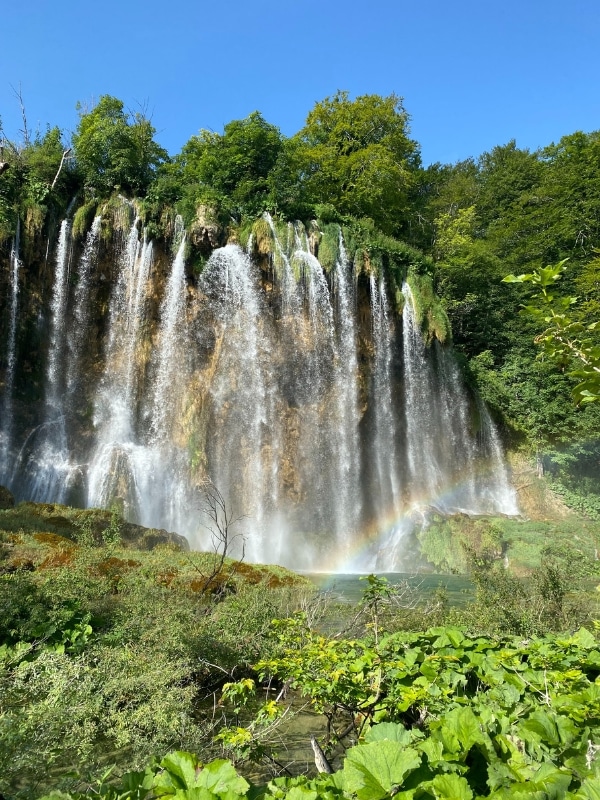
417, 512, 600, 575
0, 501, 188, 550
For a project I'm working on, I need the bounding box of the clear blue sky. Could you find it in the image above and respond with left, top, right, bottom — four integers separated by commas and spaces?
1, 0, 599, 167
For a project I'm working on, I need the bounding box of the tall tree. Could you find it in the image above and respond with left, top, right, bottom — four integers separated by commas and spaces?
72, 96, 167, 197
285, 92, 420, 234
177, 111, 283, 220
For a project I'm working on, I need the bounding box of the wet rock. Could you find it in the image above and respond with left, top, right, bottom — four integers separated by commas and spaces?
0, 485, 15, 509
189, 205, 222, 251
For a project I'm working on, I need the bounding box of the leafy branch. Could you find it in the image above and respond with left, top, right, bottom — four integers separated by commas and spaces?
503, 259, 600, 404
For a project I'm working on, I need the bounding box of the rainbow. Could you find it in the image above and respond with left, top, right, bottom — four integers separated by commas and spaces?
314, 461, 519, 575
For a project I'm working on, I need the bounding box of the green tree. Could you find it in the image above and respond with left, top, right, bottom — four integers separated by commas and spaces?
177, 111, 283, 221
476, 140, 541, 228
290, 91, 420, 234
0, 124, 77, 243
484, 131, 600, 272
72, 95, 167, 197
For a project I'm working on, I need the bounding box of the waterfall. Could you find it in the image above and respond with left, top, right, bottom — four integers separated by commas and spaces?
0, 221, 22, 484
289, 247, 338, 540
370, 275, 402, 517
150, 235, 187, 443
11, 217, 102, 503
66, 216, 102, 398
198, 244, 278, 562
133, 230, 198, 537
17, 221, 74, 501
476, 398, 520, 515
402, 282, 518, 516
264, 213, 299, 316
329, 236, 361, 546
402, 282, 446, 502
267, 221, 364, 560
2, 214, 519, 573
87, 219, 153, 517
46, 221, 72, 411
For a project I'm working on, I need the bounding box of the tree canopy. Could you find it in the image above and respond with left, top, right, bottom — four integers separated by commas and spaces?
72, 95, 167, 196
285, 91, 421, 234
175, 111, 283, 221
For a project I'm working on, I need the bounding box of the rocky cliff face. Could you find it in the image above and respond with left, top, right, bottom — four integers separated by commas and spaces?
0, 201, 518, 571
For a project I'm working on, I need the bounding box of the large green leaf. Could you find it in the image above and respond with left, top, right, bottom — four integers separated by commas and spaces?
429, 773, 473, 799
342, 741, 421, 800
418, 738, 444, 765
365, 722, 412, 745
520, 710, 577, 748
530, 763, 573, 799
577, 777, 600, 799
196, 760, 250, 799
439, 707, 487, 756
153, 755, 249, 799
155, 752, 202, 793
430, 627, 466, 649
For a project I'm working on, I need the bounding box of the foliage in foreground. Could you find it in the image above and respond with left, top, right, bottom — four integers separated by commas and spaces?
503, 260, 600, 405
3, 509, 600, 798
39, 622, 600, 799
0, 521, 311, 799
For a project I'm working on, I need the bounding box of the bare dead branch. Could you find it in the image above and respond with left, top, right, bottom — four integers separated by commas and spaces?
50, 148, 72, 191
11, 83, 30, 146
182, 480, 247, 598
0, 126, 22, 161
311, 735, 333, 773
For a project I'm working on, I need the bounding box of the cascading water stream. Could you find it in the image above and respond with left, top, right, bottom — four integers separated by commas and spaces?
87, 219, 153, 516
46, 220, 72, 411
130, 230, 197, 536
476, 399, 520, 515
199, 244, 278, 562
151, 234, 187, 443
370, 275, 402, 514
66, 216, 101, 398
288, 246, 340, 539
0, 220, 22, 484
433, 344, 484, 510
271, 220, 363, 554
20, 221, 73, 501
264, 212, 299, 316
329, 236, 362, 545
402, 282, 447, 501
10, 218, 102, 503
401, 282, 518, 518
115, 223, 153, 413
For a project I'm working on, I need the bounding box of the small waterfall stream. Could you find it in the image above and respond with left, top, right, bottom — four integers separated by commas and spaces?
46, 221, 72, 412
402, 282, 445, 501
199, 244, 278, 562
402, 282, 517, 515
150, 234, 188, 443
66, 216, 102, 398
370, 275, 402, 517
20, 221, 73, 501
87, 219, 154, 518
0, 221, 22, 484
12, 217, 103, 502
329, 235, 361, 547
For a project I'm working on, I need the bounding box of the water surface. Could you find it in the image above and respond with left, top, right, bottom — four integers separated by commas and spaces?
304, 572, 473, 606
